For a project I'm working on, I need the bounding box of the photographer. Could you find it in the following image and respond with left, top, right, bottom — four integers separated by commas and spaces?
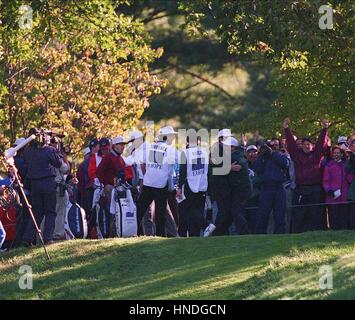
49, 136, 70, 241
22, 128, 62, 246
254, 139, 289, 234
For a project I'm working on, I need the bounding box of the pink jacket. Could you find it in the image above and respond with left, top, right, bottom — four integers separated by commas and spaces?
323, 160, 348, 203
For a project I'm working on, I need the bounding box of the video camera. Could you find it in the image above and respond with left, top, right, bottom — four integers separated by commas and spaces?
259, 141, 273, 157
29, 128, 65, 148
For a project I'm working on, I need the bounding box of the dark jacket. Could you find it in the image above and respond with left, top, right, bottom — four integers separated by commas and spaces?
23, 145, 62, 180
228, 148, 251, 190
284, 127, 328, 185
23, 145, 62, 192
254, 151, 289, 186
14, 154, 27, 181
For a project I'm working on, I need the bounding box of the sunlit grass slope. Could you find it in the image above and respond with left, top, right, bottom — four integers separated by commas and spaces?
0, 231, 354, 300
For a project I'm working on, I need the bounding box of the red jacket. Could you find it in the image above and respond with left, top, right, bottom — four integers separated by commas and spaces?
284, 127, 328, 186
88, 153, 102, 179
96, 151, 133, 186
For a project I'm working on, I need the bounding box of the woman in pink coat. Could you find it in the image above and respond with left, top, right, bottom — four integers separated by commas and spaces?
323, 146, 349, 230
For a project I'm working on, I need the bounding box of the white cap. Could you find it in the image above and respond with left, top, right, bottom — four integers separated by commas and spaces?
128, 130, 144, 141
218, 129, 233, 138
338, 136, 348, 144
83, 147, 91, 157
14, 137, 26, 146
157, 126, 177, 137
112, 136, 126, 145
222, 137, 239, 147
246, 145, 258, 152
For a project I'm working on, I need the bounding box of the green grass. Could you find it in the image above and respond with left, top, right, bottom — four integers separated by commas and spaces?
0, 231, 354, 300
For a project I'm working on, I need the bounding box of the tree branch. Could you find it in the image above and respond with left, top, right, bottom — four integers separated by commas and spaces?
165, 81, 203, 97
142, 11, 180, 23
166, 62, 238, 100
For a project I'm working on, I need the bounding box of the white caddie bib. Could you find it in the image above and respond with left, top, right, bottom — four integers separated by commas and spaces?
184, 146, 208, 193
143, 142, 176, 188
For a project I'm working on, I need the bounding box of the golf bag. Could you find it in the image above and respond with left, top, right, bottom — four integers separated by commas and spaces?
64, 187, 88, 240
110, 182, 137, 237
64, 202, 88, 240
93, 184, 111, 239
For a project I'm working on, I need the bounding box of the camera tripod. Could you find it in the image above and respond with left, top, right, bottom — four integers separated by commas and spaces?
2, 159, 50, 260
2, 135, 51, 260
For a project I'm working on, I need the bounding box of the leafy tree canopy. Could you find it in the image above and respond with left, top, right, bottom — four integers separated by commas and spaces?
179, 0, 354, 138
0, 0, 166, 155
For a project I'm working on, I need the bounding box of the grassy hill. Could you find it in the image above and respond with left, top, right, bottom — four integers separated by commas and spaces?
0, 231, 354, 300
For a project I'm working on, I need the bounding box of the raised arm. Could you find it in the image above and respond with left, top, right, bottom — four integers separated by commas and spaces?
283, 118, 298, 159
49, 147, 62, 169
314, 120, 329, 162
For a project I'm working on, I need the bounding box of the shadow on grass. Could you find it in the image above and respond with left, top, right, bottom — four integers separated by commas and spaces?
0, 231, 354, 299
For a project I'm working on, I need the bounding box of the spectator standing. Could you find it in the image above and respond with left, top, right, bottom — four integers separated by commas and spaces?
254, 140, 289, 234
283, 118, 329, 233
323, 146, 349, 230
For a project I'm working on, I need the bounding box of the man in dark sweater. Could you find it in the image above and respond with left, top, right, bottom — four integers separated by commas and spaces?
22, 134, 62, 245
283, 118, 329, 232
254, 140, 289, 234
212, 137, 252, 236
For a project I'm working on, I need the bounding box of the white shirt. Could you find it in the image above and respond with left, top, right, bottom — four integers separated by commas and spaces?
142, 141, 178, 189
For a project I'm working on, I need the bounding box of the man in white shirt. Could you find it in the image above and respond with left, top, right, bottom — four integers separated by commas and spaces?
177, 134, 209, 237
136, 126, 179, 236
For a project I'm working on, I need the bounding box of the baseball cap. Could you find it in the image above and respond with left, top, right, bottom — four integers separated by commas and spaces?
157, 126, 177, 137
337, 136, 348, 145
222, 137, 239, 147
302, 137, 313, 144
83, 147, 91, 157
89, 138, 99, 149
246, 145, 258, 152
99, 137, 111, 147
112, 136, 126, 145
128, 130, 144, 141
218, 129, 233, 138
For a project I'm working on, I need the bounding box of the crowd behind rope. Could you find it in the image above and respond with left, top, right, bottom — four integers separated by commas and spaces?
0, 118, 354, 251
